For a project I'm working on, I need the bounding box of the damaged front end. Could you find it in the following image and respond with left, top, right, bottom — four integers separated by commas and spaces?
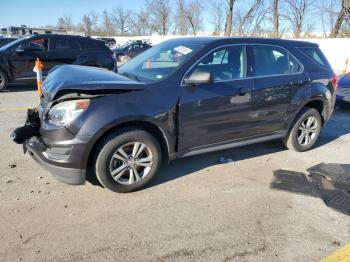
11, 108, 40, 145
10, 64, 147, 185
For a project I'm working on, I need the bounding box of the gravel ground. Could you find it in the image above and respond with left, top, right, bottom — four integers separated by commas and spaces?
0, 82, 350, 262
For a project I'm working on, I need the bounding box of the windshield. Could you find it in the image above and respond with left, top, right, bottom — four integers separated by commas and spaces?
118, 41, 203, 83
0, 36, 29, 51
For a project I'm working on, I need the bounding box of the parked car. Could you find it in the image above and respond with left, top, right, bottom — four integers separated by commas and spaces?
0, 34, 116, 91
95, 37, 116, 48
12, 37, 336, 193
336, 72, 350, 107
0, 37, 17, 48
112, 41, 152, 62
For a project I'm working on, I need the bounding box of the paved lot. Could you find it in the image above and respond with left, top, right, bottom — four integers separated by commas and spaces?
0, 83, 350, 262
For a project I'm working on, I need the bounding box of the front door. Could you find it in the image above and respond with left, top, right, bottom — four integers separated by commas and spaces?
10, 37, 50, 79
178, 45, 254, 151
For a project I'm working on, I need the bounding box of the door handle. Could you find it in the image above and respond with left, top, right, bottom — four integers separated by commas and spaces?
290, 79, 303, 85
237, 87, 249, 96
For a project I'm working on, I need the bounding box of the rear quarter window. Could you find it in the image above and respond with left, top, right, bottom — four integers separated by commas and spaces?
298, 47, 332, 70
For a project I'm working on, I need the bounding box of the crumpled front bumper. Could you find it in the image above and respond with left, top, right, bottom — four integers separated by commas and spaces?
24, 136, 86, 185
12, 109, 87, 185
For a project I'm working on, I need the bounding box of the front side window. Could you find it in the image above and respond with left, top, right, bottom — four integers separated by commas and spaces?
189, 45, 246, 81
27, 38, 49, 50
252, 45, 301, 77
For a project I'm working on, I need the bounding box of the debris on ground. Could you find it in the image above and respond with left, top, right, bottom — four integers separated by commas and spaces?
37, 176, 43, 179
332, 240, 341, 246
6, 179, 14, 184
219, 157, 233, 164
8, 162, 17, 168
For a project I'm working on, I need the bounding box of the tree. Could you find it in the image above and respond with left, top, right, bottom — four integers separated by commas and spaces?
79, 12, 98, 36
312, 0, 339, 37
183, 0, 203, 35
146, 0, 171, 35
273, 0, 279, 37
57, 14, 74, 30
101, 10, 115, 36
113, 6, 132, 36
131, 9, 152, 36
175, 0, 189, 35
284, 0, 309, 38
236, 0, 268, 36
224, 0, 235, 36
329, 0, 350, 37
207, 0, 225, 35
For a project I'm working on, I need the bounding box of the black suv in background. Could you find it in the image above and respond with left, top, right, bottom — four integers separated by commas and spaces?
112, 41, 152, 61
0, 34, 115, 90
13, 37, 336, 193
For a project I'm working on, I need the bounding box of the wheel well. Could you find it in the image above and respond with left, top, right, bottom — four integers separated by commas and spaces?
87, 121, 169, 168
303, 100, 325, 124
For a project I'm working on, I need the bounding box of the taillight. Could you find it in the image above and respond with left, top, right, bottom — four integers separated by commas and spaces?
331, 75, 337, 90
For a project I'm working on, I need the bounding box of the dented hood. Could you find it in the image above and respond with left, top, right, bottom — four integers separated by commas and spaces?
42, 65, 144, 101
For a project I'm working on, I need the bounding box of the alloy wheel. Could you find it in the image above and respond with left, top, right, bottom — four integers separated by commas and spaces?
297, 116, 318, 146
109, 142, 153, 185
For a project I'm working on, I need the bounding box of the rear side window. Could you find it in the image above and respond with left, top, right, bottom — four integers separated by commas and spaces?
55, 38, 79, 50
252, 45, 302, 77
79, 39, 97, 50
298, 47, 331, 69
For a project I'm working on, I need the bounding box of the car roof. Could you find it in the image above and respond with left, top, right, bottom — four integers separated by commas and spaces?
164, 37, 318, 48
29, 34, 90, 40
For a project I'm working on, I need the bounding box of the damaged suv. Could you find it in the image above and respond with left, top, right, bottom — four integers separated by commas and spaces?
12, 37, 336, 193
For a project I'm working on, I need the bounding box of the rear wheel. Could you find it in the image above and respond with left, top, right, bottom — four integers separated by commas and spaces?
116, 53, 124, 62
284, 107, 322, 152
0, 70, 8, 91
94, 129, 162, 193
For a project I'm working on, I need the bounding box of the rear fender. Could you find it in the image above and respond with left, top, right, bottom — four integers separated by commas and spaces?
285, 82, 333, 131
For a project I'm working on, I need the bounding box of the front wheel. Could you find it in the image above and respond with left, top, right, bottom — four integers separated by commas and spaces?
0, 70, 8, 91
94, 129, 162, 193
284, 107, 322, 152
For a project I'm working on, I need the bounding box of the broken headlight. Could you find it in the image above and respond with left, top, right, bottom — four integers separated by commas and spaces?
47, 99, 90, 126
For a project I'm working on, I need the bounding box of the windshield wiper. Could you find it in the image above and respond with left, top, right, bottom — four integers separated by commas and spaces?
119, 71, 141, 82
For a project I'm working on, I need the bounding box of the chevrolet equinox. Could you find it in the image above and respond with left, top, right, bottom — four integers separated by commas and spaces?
12, 37, 336, 193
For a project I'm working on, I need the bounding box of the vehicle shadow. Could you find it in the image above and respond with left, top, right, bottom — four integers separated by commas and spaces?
86, 108, 349, 190
147, 140, 285, 188
271, 163, 350, 216
3, 82, 37, 92
316, 106, 350, 147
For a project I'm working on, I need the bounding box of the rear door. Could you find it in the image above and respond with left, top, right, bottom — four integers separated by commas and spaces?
178, 45, 254, 151
47, 37, 80, 70
247, 45, 309, 135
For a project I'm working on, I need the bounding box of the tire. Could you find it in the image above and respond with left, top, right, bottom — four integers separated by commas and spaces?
284, 107, 322, 152
116, 53, 124, 62
94, 129, 162, 193
0, 70, 8, 91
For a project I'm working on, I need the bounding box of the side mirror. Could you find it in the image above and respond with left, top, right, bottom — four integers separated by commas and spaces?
184, 70, 214, 86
